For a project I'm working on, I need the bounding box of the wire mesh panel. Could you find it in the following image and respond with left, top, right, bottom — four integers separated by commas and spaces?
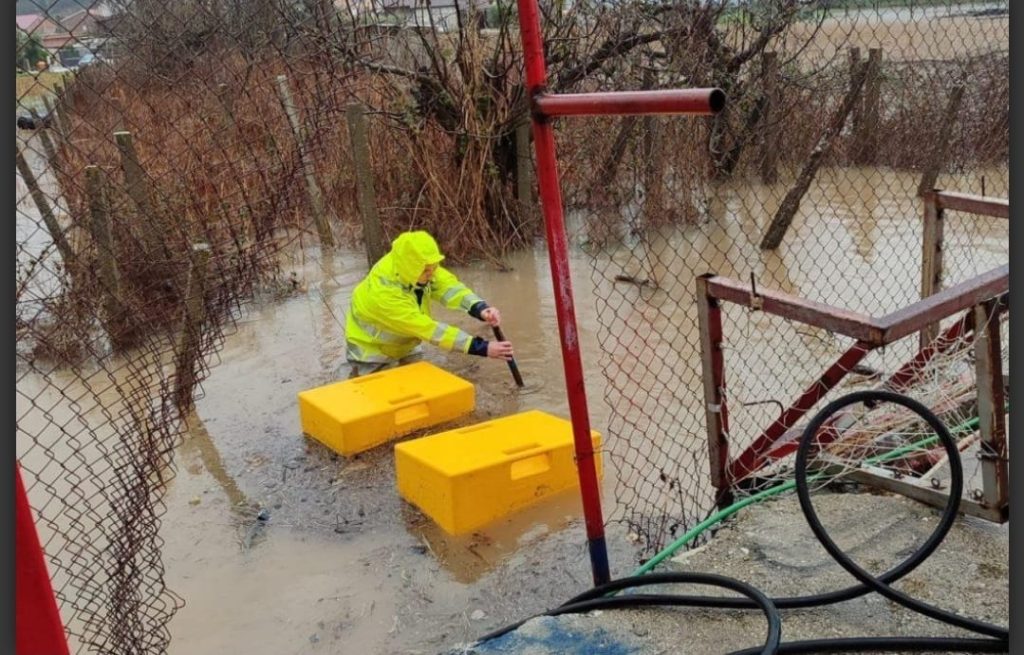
558, 1, 1009, 555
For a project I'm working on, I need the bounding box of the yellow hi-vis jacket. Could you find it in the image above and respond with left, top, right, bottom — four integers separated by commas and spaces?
345, 231, 485, 364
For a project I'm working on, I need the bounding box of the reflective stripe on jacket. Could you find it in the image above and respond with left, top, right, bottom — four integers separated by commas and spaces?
345, 232, 484, 363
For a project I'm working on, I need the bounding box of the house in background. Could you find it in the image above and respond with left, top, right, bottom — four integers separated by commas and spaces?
17, 3, 114, 68
365, 0, 490, 30
16, 14, 62, 67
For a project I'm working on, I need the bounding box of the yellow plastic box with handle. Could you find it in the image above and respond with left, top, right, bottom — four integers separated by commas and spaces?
298, 362, 475, 457
394, 410, 602, 535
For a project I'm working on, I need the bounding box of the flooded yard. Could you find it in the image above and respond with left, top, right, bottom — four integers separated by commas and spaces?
154, 166, 1005, 653
17, 118, 1008, 653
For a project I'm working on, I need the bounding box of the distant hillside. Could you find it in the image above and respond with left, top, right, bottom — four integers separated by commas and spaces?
16, 0, 85, 18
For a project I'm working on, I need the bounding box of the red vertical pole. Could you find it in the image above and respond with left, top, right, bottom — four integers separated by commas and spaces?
16, 463, 71, 655
514, 0, 610, 584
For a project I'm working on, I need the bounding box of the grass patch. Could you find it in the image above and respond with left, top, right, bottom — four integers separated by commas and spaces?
16, 70, 75, 105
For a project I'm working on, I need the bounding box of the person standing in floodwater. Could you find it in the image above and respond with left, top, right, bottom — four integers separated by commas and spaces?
343, 230, 514, 378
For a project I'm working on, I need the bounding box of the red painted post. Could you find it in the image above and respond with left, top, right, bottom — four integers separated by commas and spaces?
696, 275, 731, 507
16, 463, 71, 655
514, 0, 610, 585
514, 0, 723, 586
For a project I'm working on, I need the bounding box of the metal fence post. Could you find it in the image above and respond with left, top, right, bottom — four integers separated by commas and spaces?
973, 298, 1007, 514
696, 275, 731, 507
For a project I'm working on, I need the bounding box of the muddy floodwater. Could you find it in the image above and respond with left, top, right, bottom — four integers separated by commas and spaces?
159, 243, 630, 654
16, 127, 1008, 655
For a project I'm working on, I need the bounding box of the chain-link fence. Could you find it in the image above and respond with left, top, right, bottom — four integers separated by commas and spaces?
566, 1, 1008, 552
16, 0, 1008, 651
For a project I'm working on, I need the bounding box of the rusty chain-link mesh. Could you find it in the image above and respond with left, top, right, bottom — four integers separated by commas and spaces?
554, 1, 1009, 553
16, 0, 1008, 650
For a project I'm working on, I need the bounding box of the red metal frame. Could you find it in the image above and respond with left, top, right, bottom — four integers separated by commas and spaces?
699, 265, 1008, 485
925, 189, 1009, 219
514, 0, 722, 584
728, 341, 873, 481
16, 463, 71, 655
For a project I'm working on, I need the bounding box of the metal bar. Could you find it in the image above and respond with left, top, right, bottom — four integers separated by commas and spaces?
515, 0, 610, 586
696, 276, 731, 502
727, 341, 874, 482
705, 276, 883, 344
973, 299, 1008, 510
534, 88, 725, 119
492, 325, 525, 387
931, 190, 1009, 219
847, 469, 1007, 523
878, 264, 1008, 343
919, 192, 944, 349
887, 311, 974, 392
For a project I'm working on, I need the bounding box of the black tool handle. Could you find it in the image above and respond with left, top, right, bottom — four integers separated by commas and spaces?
491, 326, 524, 387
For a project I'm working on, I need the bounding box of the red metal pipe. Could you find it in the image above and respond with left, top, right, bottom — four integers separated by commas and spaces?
727, 341, 874, 482
16, 463, 71, 655
535, 89, 725, 118
515, 0, 610, 585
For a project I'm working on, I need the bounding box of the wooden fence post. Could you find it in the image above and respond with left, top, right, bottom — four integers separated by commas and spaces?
760, 62, 868, 250
345, 103, 386, 267
640, 69, 665, 222
174, 243, 211, 414
917, 85, 965, 197
114, 131, 166, 256
919, 191, 944, 349
854, 47, 882, 165
42, 93, 67, 142
85, 165, 128, 349
515, 118, 535, 231
759, 51, 781, 184
848, 47, 862, 145
16, 145, 76, 268
275, 74, 335, 248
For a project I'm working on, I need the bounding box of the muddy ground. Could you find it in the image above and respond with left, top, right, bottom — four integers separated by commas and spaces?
457, 492, 1009, 655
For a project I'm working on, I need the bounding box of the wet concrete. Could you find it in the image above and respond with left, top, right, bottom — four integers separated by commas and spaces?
460, 492, 1009, 655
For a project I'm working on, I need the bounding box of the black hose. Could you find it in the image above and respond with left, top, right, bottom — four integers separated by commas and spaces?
729, 637, 1009, 655
468, 390, 1008, 654
795, 390, 1006, 641
475, 572, 782, 655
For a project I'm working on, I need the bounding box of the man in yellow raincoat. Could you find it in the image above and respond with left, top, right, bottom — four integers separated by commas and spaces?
344, 231, 514, 378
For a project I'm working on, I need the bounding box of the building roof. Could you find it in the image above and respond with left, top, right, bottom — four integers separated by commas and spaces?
371, 0, 489, 9
16, 14, 44, 32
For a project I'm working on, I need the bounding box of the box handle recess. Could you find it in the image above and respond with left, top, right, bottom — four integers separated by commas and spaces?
508, 452, 551, 480
390, 393, 429, 425
501, 443, 550, 480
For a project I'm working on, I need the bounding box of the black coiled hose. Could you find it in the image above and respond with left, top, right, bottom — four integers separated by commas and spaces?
471, 390, 1009, 654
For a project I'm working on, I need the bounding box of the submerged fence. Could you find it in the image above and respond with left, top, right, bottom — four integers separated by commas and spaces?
15, 0, 1008, 651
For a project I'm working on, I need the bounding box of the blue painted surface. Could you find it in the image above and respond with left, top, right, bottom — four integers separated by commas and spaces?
462, 617, 637, 654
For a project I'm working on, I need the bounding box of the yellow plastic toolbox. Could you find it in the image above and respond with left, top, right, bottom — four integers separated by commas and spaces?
298, 362, 475, 457
394, 410, 602, 534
